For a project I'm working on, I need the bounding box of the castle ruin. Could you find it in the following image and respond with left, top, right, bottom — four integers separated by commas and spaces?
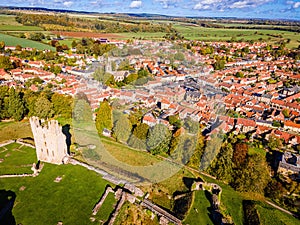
30, 116, 69, 165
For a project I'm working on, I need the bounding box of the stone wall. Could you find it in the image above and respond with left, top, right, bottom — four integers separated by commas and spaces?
30, 117, 69, 165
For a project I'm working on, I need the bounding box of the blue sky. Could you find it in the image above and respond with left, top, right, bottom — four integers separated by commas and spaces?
1, 0, 300, 20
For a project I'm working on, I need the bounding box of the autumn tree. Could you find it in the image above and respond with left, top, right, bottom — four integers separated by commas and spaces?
233, 142, 248, 167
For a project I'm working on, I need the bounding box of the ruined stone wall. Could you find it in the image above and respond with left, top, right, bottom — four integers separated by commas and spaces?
30, 117, 68, 165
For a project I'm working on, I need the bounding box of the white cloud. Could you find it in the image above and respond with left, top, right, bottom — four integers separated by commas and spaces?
154, 0, 181, 9
293, 1, 300, 8
230, 1, 249, 8
130, 0, 142, 8
193, 0, 273, 10
63, 1, 73, 7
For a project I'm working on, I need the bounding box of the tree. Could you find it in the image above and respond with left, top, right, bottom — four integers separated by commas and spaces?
8, 88, 25, 121
137, 68, 149, 78
128, 123, 149, 150
233, 142, 248, 167
95, 100, 112, 134
113, 115, 132, 143
0, 56, 13, 70
73, 93, 92, 122
213, 59, 226, 70
0, 85, 9, 119
267, 135, 283, 150
168, 114, 182, 128
207, 143, 234, 182
51, 93, 73, 118
231, 154, 270, 193
34, 96, 54, 119
0, 41, 5, 53
147, 124, 172, 155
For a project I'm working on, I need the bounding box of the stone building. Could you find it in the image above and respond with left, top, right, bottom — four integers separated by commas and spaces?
30, 116, 69, 165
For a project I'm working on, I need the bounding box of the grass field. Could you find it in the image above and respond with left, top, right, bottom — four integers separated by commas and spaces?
112, 32, 166, 40
96, 192, 116, 222
0, 121, 33, 143
183, 191, 214, 225
256, 201, 300, 225
0, 162, 111, 225
0, 33, 55, 50
100, 137, 160, 167
0, 14, 42, 31
173, 24, 300, 49
201, 175, 244, 225
0, 142, 36, 175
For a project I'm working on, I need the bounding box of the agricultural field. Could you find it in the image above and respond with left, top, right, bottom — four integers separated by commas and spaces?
0, 14, 42, 31
173, 24, 300, 49
0, 33, 55, 50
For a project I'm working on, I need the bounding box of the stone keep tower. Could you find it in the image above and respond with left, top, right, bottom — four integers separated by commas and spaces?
30, 116, 69, 165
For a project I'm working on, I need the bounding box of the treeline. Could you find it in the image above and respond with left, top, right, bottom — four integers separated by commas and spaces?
15, 14, 175, 33
94, 100, 204, 166
0, 86, 73, 121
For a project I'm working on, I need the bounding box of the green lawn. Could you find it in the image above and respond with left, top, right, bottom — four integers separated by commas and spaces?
0, 33, 55, 50
0, 121, 33, 142
96, 192, 116, 222
0, 143, 36, 175
184, 191, 214, 225
199, 175, 244, 225
256, 201, 300, 225
100, 137, 160, 167
0, 163, 111, 225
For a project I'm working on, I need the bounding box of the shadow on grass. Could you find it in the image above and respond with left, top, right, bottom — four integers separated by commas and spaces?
0, 190, 16, 225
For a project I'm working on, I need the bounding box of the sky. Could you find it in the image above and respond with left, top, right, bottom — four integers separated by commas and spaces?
1, 0, 300, 20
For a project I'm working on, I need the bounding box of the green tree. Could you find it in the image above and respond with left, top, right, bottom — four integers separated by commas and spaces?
95, 100, 112, 134
0, 41, 5, 53
0, 85, 9, 119
207, 143, 234, 182
213, 59, 226, 70
34, 96, 54, 119
127, 123, 149, 150
0, 56, 13, 70
147, 124, 172, 155
8, 88, 25, 121
168, 114, 182, 128
113, 115, 132, 143
267, 135, 283, 150
51, 93, 73, 118
231, 154, 270, 193
73, 93, 92, 122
